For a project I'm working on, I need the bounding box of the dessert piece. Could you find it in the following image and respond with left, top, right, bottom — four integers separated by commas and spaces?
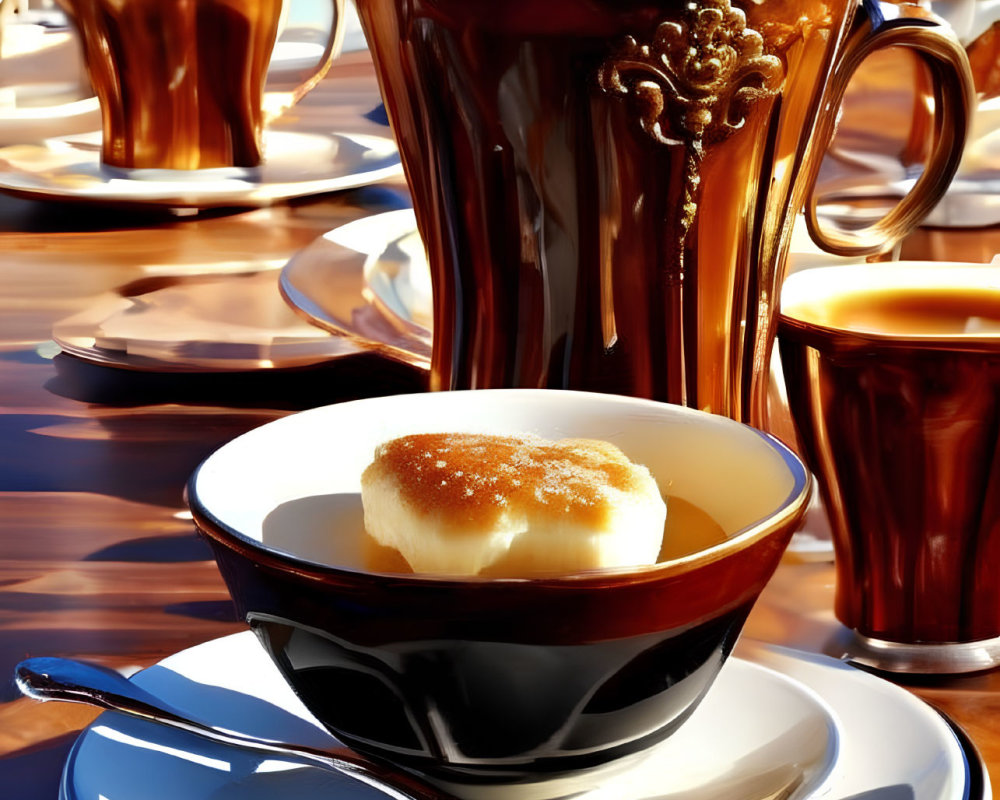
360, 432, 666, 576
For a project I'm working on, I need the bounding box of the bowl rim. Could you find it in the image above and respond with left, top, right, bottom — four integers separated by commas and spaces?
187, 389, 811, 587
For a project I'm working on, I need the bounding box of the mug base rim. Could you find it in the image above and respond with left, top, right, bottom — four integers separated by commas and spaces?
101, 163, 262, 182
830, 628, 1000, 675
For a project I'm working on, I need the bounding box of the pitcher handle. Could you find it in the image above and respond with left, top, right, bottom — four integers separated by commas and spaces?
263, 0, 347, 123
804, 0, 973, 257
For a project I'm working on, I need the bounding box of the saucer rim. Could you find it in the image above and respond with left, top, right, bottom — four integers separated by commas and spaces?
279, 211, 433, 368
0, 129, 402, 209
742, 640, 985, 800
57, 631, 983, 800
57, 631, 841, 800
50, 271, 363, 374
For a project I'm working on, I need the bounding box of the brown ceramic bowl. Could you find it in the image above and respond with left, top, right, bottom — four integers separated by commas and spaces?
187, 390, 810, 791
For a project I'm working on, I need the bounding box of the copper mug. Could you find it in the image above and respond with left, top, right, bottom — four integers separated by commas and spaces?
353, 0, 972, 425
57, 0, 346, 170
780, 262, 1000, 674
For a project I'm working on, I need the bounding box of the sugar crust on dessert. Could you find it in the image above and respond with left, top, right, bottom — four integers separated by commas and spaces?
360, 433, 666, 576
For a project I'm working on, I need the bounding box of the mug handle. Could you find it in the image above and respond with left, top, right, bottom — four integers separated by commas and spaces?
803, 0, 974, 257
262, 0, 347, 123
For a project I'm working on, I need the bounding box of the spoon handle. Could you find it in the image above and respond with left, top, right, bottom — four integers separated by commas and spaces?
15, 656, 441, 800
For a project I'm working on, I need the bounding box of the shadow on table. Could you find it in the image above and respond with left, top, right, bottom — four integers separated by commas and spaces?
46, 351, 427, 410
45, 353, 426, 411
0, 353, 426, 507
0, 181, 411, 235
0, 190, 245, 234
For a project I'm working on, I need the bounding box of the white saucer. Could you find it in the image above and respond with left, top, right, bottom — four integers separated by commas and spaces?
60, 631, 843, 800
0, 128, 401, 208
52, 269, 359, 372
741, 640, 989, 800
0, 21, 101, 146
280, 208, 432, 367
58, 632, 987, 800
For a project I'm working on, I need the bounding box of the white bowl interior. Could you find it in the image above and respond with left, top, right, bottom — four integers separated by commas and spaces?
191, 391, 800, 570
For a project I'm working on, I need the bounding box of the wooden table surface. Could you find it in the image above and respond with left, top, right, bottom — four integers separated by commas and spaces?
1, 49, 999, 800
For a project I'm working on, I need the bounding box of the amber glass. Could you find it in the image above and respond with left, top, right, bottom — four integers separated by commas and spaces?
780, 269, 1000, 645
59, 0, 283, 170
352, 0, 968, 423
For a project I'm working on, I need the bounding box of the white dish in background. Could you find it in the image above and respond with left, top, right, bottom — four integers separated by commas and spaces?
60, 631, 841, 800
0, 2, 397, 206
280, 208, 432, 367
0, 21, 101, 145
52, 269, 360, 372
0, 129, 400, 208
813, 149, 1000, 230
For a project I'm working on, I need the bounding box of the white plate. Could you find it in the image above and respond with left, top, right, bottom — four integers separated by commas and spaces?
0, 128, 401, 208
52, 269, 360, 372
60, 632, 843, 800
0, 21, 101, 145
280, 208, 432, 367
741, 640, 991, 800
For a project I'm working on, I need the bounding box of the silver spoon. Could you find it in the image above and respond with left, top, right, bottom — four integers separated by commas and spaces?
15, 659, 802, 800
15, 656, 443, 800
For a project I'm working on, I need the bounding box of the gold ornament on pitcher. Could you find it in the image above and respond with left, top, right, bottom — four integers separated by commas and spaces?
598, 0, 785, 234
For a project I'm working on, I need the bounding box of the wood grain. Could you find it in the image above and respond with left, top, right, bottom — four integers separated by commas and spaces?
0, 50, 425, 797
